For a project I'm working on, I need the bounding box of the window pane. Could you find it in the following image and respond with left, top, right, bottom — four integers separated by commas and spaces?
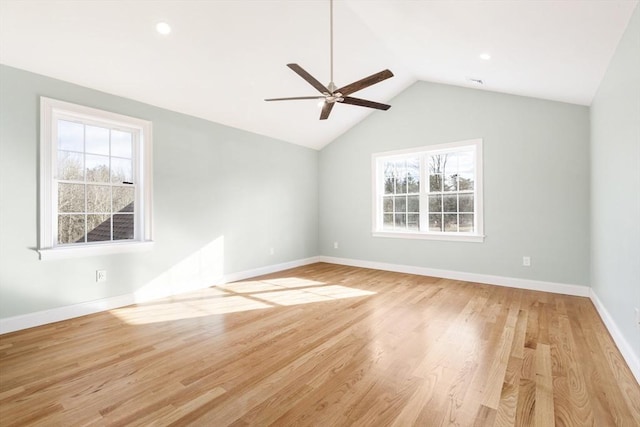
394, 196, 406, 212
458, 151, 474, 190
384, 177, 394, 194
58, 150, 84, 181
58, 214, 85, 244
460, 214, 474, 232
444, 214, 458, 232
87, 185, 111, 213
85, 125, 109, 155
429, 154, 447, 175
458, 151, 474, 173
407, 195, 419, 212
407, 159, 420, 193
407, 214, 419, 230
383, 214, 393, 230
113, 214, 134, 240
384, 162, 394, 194
112, 130, 132, 158
394, 213, 406, 228
459, 172, 474, 190
444, 173, 458, 191
429, 174, 443, 192
383, 196, 393, 213
397, 179, 407, 194
111, 157, 133, 183
58, 183, 85, 213
429, 214, 442, 231
443, 194, 457, 212
86, 154, 110, 182
57, 120, 83, 152
113, 186, 135, 212
396, 161, 407, 193
429, 195, 442, 213
444, 153, 458, 191
87, 214, 111, 242
459, 194, 474, 212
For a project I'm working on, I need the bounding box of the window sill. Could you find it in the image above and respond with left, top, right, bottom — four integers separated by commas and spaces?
38, 241, 155, 260
372, 231, 485, 243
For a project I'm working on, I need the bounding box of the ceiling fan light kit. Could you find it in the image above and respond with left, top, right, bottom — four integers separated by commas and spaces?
265, 0, 394, 120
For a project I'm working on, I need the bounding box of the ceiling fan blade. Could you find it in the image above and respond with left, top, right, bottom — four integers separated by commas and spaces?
337, 69, 394, 96
341, 96, 391, 111
320, 102, 334, 120
265, 96, 325, 101
287, 64, 330, 94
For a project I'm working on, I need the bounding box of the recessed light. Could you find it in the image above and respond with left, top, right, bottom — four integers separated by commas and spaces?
479, 53, 491, 60
156, 22, 171, 35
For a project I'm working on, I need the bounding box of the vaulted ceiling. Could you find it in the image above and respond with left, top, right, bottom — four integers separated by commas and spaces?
1, 0, 637, 149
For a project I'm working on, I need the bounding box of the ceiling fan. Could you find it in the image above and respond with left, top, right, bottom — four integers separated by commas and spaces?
265, 0, 394, 120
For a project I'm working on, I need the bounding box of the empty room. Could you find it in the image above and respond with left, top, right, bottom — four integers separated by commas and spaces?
0, 0, 639, 425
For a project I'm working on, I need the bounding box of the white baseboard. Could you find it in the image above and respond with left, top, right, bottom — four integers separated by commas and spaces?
589, 289, 640, 384
0, 256, 321, 335
0, 293, 137, 336
318, 256, 590, 297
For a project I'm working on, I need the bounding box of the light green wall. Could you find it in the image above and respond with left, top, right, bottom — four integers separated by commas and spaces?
319, 81, 590, 286
0, 65, 318, 318
590, 5, 640, 359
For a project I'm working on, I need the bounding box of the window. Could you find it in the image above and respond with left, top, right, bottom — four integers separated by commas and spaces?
39, 97, 153, 259
372, 139, 483, 242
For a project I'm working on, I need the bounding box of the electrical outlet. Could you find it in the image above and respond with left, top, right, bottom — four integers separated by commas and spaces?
522, 256, 531, 267
635, 307, 640, 328
334, 241, 339, 249
269, 247, 275, 255
96, 270, 107, 283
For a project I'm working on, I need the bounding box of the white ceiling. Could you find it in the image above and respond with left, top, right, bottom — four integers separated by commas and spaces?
0, 1, 637, 150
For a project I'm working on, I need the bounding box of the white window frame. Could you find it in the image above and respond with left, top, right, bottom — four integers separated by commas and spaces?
372, 139, 484, 242
39, 97, 154, 260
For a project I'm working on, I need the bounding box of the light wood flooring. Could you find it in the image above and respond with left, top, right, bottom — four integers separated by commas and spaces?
1, 262, 639, 426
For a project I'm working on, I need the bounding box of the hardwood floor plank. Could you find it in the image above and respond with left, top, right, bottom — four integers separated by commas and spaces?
510, 309, 528, 361
474, 404, 497, 427
494, 356, 522, 427
516, 378, 536, 426
524, 298, 540, 350
521, 347, 536, 381
548, 311, 594, 426
534, 343, 555, 426
482, 295, 520, 410
1, 263, 639, 426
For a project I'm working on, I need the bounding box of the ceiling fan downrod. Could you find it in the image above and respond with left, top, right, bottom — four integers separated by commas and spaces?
329, 0, 334, 89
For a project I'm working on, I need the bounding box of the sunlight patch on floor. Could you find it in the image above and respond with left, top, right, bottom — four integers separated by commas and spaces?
112, 279, 375, 325
262, 277, 326, 288
255, 285, 376, 306
218, 277, 326, 293
215, 281, 285, 293
112, 296, 272, 324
